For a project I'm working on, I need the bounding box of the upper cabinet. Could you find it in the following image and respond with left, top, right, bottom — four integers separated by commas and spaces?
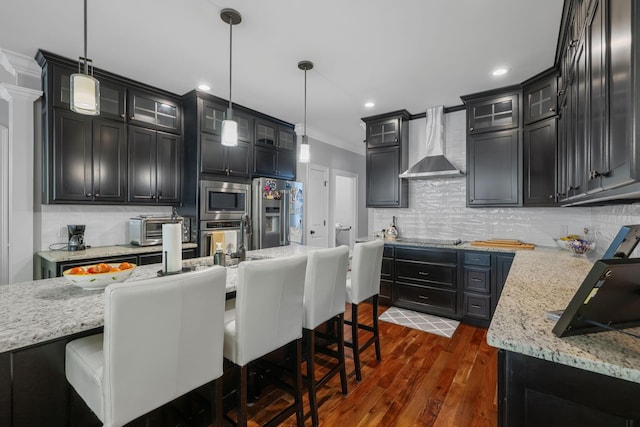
252, 118, 296, 180
523, 70, 558, 125
362, 110, 410, 208
462, 87, 522, 207
37, 50, 183, 206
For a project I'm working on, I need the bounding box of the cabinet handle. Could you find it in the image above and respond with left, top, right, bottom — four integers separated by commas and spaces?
548, 194, 554, 199
151, 195, 156, 199
549, 107, 555, 112
120, 114, 125, 118
418, 295, 430, 300
471, 304, 482, 309
557, 192, 566, 198
85, 193, 92, 197
569, 39, 578, 48
471, 278, 482, 282
94, 193, 100, 197
469, 127, 474, 131
558, 90, 566, 96
418, 271, 430, 276
394, 138, 398, 142
471, 258, 481, 261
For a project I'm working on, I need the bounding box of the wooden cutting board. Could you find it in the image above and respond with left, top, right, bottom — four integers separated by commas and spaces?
470, 239, 535, 250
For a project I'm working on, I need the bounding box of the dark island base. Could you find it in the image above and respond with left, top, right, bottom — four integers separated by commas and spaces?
498, 350, 640, 426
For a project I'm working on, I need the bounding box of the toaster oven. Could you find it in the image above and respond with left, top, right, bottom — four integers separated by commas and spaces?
129, 216, 192, 246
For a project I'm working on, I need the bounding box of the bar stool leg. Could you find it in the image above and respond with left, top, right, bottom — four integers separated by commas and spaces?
237, 365, 249, 427
212, 378, 223, 427
294, 338, 305, 427
337, 313, 348, 395
373, 295, 381, 361
304, 328, 319, 427
351, 303, 362, 382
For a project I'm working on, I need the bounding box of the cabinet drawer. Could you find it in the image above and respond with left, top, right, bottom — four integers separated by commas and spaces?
381, 258, 393, 281
464, 252, 491, 267
380, 279, 393, 299
395, 247, 457, 264
464, 267, 491, 293
395, 260, 456, 288
396, 284, 456, 314
383, 245, 394, 258
463, 293, 491, 320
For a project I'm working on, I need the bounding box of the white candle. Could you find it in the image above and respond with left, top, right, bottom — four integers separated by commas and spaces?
162, 223, 182, 273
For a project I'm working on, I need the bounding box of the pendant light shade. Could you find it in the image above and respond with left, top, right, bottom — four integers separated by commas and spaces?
70, 0, 100, 115
220, 8, 242, 147
298, 60, 314, 163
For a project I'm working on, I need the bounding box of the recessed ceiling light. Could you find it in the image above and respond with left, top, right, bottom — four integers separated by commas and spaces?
492, 68, 508, 77
364, 102, 375, 108
198, 84, 211, 91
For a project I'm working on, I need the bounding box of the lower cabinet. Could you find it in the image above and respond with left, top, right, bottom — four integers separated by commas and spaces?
499, 350, 640, 426
381, 244, 514, 326
38, 248, 198, 278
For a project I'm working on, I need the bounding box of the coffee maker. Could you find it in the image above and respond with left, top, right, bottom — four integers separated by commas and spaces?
67, 225, 86, 251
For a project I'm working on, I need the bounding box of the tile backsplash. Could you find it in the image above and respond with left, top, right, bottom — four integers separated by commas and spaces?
372, 110, 640, 257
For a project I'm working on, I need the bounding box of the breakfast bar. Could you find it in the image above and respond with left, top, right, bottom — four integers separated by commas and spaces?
0, 245, 318, 426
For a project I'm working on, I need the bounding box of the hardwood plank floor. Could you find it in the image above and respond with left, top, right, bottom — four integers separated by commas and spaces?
229, 303, 498, 427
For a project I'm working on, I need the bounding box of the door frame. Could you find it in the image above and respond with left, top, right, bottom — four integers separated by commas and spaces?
306, 163, 329, 248
331, 169, 358, 248
1, 125, 8, 285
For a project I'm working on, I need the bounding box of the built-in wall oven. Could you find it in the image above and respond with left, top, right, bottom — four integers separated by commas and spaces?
199, 180, 251, 257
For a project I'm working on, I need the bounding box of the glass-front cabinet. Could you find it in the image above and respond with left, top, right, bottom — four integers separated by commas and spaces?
468, 94, 519, 134
128, 90, 181, 134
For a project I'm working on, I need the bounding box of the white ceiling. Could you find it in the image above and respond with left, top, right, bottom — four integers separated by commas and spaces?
0, 0, 564, 154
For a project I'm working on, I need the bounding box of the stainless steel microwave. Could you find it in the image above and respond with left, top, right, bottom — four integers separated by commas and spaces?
129, 216, 192, 246
199, 180, 250, 221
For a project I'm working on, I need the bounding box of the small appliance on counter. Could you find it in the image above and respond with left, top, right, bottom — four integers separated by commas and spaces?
67, 225, 86, 251
129, 215, 192, 246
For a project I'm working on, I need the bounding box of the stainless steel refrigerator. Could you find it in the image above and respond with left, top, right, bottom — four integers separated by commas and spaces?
251, 178, 304, 249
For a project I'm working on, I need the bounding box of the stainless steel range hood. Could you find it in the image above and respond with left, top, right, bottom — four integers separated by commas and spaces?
399, 105, 463, 179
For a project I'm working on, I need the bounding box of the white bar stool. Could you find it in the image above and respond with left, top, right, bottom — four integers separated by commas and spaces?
223, 255, 307, 427
302, 245, 350, 427
344, 239, 385, 382
65, 266, 227, 427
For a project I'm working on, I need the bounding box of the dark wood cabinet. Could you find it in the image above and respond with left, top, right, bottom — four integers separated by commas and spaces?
52, 110, 127, 203
523, 117, 558, 206
524, 72, 558, 125
467, 94, 519, 134
493, 253, 514, 315
252, 119, 296, 180
463, 88, 522, 207
363, 110, 410, 208
201, 133, 251, 178
499, 350, 640, 427
467, 128, 521, 206
380, 245, 394, 305
128, 126, 182, 205
201, 100, 253, 143
128, 89, 181, 134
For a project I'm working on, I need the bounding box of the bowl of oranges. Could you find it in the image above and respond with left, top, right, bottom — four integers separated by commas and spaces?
63, 262, 137, 290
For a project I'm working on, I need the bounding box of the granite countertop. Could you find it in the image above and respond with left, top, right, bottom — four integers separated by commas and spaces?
488, 247, 640, 384
356, 236, 520, 252
37, 242, 199, 263
1, 244, 321, 354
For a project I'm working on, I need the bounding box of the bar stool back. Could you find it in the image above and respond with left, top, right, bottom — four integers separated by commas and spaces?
65, 267, 227, 427
345, 239, 385, 382
223, 255, 308, 427
302, 245, 350, 427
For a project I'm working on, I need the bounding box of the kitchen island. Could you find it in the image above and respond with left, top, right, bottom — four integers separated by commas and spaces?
0, 244, 319, 426
488, 248, 640, 426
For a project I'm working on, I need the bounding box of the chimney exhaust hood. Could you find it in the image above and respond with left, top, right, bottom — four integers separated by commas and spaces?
399, 105, 463, 179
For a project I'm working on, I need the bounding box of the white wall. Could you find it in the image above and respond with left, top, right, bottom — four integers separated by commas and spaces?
371, 110, 640, 257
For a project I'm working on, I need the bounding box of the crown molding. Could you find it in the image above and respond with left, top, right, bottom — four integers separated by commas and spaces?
0, 49, 41, 81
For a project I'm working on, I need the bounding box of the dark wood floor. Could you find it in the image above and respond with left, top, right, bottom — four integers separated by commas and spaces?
231, 303, 498, 427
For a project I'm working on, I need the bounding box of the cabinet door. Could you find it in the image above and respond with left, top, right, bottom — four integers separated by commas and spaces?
366, 146, 402, 207
468, 95, 519, 134
602, 0, 636, 191
492, 253, 514, 314
276, 150, 296, 180
523, 117, 557, 206
567, 38, 588, 199
200, 100, 226, 135
128, 90, 181, 134
156, 131, 181, 204
52, 65, 125, 121
226, 141, 252, 177
92, 118, 127, 202
278, 127, 295, 150
524, 75, 557, 125
128, 126, 157, 203
254, 145, 277, 176
467, 129, 520, 206
235, 110, 254, 143
366, 118, 400, 147
255, 120, 277, 147
52, 109, 92, 202
200, 133, 226, 175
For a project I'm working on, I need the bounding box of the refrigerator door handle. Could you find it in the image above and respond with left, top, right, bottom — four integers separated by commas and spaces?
281, 192, 289, 245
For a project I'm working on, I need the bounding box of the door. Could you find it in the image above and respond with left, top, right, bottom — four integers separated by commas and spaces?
307, 164, 329, 247
332, 170, 358, 248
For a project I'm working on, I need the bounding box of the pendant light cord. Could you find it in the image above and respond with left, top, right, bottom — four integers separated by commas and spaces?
304, 68, 307, 137
83, 0, 88, 74
228, 18, 233, 110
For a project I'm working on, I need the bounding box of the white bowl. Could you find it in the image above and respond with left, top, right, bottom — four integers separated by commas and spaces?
554, 239, 572, 250
63, 263, 137, 290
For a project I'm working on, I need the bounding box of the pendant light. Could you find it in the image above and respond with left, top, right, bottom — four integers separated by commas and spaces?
70, 0, 100, 115
220, 8, 242, 147
298, 60, 313, 163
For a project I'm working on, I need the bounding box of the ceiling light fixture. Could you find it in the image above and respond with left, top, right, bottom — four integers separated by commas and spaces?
70, 0, 100, 115
220, 8, 242, 147
198, 84, 211, 91
298, 60, 314, 164
492, 68, 508, 76
365, 102, 375, 108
